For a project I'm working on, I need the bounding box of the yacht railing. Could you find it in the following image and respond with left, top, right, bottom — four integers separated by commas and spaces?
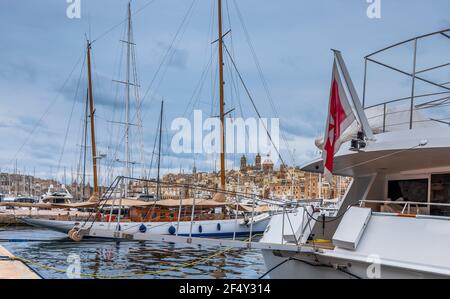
362, 28, 450, 132
359, 199, 450, 215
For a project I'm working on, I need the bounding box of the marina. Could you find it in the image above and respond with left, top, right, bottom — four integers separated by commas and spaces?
0, 0, 449, 284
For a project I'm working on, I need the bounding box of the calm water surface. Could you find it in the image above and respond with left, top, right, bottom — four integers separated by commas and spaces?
0, 226, 267, 279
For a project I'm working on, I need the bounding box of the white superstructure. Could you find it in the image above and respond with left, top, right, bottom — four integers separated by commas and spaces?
261, 29, 450, 279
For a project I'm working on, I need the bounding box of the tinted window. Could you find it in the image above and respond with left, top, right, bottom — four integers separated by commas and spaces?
431, 174, 450, 216
388, 179, 428, 202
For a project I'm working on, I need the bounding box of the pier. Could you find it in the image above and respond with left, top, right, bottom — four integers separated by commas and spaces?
0, 245, 40, 279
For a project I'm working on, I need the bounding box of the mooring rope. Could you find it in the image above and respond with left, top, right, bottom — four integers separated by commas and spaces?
6, 234, 263, 279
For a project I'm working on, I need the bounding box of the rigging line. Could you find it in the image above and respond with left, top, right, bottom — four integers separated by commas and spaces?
130, 32, 146, 179
56, 53, 87, 176
148, 126, 159, 180
224, 0, 242, 117
75, 92, 87, 185
223, 48, 250, 153
183, 46, 216, 118
335, 143, 425, 173
104, 28, 129, 180
232, 0, 295, 165
9, 49, 86, 170
91, 0, 157, 44
140, 0, 197, 108
104, 0, 198, 176
224, 44, 244, 123
12, 235, 261, 279
106, 10, 127, 173
110, 175, 292, 205
182, 47, 216, 118
143, 2, 196, 110
223, 43, 290, 175
82, 89, 89, 197
258, 256, 361, 279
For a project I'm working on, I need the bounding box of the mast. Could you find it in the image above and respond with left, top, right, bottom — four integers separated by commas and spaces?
124, 1, 132, 198
82, 88, 89, 199
156, 100, 164, 200
86, 40, 99, 196
218, 0, 226, 189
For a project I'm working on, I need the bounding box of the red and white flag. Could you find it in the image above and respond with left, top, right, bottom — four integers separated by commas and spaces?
322, 59, 355, 183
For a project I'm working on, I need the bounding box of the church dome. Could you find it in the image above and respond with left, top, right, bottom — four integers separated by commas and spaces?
262, 155, 273, 165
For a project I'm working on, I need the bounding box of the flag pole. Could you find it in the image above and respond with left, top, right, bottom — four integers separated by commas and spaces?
332, 49, 374, 140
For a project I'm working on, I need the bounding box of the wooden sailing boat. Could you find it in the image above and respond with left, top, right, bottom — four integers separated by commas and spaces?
21, 0, 271, 240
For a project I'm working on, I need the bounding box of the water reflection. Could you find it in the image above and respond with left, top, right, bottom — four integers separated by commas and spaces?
0, 227, 266, 279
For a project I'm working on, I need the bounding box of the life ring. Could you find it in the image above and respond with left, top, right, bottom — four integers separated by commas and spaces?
139, 224, 147, 233
168, 226, 176, 235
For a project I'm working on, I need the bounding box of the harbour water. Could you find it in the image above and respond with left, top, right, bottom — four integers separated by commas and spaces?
0, 226, 267, 279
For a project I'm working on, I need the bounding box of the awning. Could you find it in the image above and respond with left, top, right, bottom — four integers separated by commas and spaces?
51, 202, 99, 209
228, 204, 270, 213
154, 198, 227, 208
102, 198, 156, 207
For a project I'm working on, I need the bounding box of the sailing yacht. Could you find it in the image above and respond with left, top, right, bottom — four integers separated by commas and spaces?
21, 0, 271, 240
260, 29, 450, 279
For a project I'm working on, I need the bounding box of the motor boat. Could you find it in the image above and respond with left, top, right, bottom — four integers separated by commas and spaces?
261, 29, 450, 279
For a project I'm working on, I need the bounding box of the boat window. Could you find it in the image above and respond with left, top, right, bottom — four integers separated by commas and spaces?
388, 179, 428, 203
431, 174, 450, 216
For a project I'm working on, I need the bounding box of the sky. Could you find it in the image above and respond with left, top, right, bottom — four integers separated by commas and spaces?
0, 0, 449, 185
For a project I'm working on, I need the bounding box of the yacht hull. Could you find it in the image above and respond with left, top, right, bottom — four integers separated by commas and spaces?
20, 216, 270, 238
261, 250, 448, 279
260, 208, 450, 279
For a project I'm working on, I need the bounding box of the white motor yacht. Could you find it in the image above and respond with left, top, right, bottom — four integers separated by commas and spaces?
261, 29, 450, 279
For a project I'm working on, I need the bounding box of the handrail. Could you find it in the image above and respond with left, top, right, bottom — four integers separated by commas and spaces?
359, 200, 450, 207
365, 28, 450, 58
362, 29, 450, 130
360, 200, 450, 215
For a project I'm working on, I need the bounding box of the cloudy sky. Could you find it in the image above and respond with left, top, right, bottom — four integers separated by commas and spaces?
0, 0, 449, 184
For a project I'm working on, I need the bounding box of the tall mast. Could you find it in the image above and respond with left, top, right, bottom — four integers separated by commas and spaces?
218, 0, 226, 189
86, 40, 99, 196
82, 88, 89, 199
124, 1, 132, 198
156, 100, 164, 200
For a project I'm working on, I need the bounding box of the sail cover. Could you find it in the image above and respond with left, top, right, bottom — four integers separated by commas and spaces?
323, 59, 355, 183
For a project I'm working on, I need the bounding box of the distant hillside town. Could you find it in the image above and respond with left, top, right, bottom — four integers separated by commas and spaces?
0, 154, 350, 201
